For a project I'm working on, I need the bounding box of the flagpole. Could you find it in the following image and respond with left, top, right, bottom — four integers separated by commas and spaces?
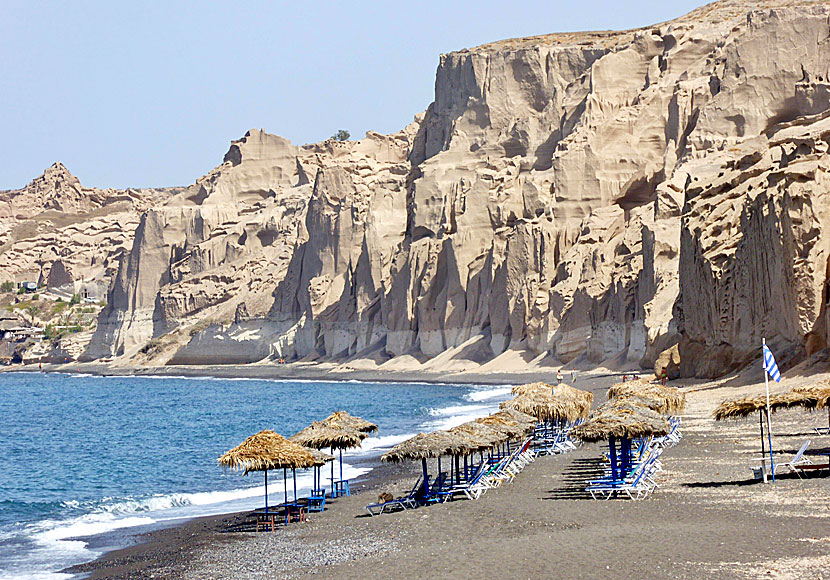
763, 338, 776, 483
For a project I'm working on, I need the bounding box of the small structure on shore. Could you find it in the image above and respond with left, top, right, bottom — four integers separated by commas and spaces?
217, 429, 316, 512
607, 379, 686, 415
500, 382, 593, 424
571, 400, 671, 485
290, 411, 377, 497
714, 386, 830, 472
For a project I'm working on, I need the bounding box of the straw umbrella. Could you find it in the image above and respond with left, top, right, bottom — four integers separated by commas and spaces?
511, 382, 595, 417
571, 402, 670, 482
505, 382, 593, 443
217, 430, 316, 513
320, 411, 378, 434
381, 431, 467, 497
714, 389, 830, 470
291, 412, 377, 495
607, 379, 686, 415
792, 384, 830, 431
320, 411, 378, 486
449, 422, 505, 483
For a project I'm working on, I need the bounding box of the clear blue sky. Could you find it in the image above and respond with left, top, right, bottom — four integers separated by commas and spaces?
2, 1, 706, 190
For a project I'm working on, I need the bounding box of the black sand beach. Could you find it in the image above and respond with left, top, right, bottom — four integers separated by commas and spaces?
63, 373, 830, 580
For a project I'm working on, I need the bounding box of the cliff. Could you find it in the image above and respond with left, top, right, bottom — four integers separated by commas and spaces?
10, 0, 830, 378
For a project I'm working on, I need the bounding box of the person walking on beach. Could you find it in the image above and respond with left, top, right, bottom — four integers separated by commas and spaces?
571, 368, 576, 383
557, 369, 563, 385
660, 368, 668, 386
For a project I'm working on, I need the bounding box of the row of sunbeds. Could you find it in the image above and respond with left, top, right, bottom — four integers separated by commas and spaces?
533, 421, 582, 455
366, 437, 536, 516
586, 417, 682, 500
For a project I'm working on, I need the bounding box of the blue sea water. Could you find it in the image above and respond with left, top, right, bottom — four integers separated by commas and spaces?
0, 372, 513, 579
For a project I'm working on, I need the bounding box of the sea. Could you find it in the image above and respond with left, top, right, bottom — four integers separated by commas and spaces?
0, 372, 514, 580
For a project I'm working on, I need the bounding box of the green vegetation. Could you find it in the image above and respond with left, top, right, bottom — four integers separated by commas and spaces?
0, 281, 14, 293
332, 129, 350, 141
69, 294, 81, 305
139, 338, 166, 357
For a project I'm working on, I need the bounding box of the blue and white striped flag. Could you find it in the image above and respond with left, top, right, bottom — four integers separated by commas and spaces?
763, 344, 781, 382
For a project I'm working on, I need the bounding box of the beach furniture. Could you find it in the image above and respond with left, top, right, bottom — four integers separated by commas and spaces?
365, 476, 423, 516
255, 509, 282, 532
290, 411, 378, 498
218, 430, 319, 528
307, 489, 326, 512
771, 439, 812, 478
443, 461, 490, 501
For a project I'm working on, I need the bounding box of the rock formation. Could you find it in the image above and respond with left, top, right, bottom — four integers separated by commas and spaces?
10, 0, 830, 378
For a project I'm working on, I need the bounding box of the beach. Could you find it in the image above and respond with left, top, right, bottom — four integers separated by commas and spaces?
64, 372, 830, 580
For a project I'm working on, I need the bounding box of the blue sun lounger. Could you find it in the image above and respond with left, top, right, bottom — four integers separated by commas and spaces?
365, 476, 422, 516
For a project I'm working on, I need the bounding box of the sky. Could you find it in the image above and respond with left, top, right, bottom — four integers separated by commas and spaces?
1, 1, 707, 190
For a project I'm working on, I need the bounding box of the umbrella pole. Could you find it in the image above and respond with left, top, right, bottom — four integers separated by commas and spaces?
609, 435, 618, 482
293, 469, 297, 504
340, 448, 343, 483
283, 467, 288, 505
331, 446, 335, 495
421, 458, 429, 496
264, 470, 268, 513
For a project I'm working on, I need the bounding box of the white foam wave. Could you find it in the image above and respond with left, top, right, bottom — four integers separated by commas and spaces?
351, 433, 417, 453
5, 463, 373, 580
428, 403, 490, 416
464, 386, 512, 402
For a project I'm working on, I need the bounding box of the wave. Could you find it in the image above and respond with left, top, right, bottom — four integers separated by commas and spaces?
351, 433, 418, 454
464, 386, 513, 402
1, 463, 370, 580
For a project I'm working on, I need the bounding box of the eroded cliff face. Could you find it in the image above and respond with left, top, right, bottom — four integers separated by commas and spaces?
79, 0, 830, 377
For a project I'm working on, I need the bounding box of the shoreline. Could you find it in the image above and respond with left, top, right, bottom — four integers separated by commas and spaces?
64, 454, 414, 580
2, 359, 638, 387
57, 371, 624, 579
62, 376, 830, 579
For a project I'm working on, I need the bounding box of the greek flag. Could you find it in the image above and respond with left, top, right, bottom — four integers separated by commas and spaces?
763, 344, 781, 382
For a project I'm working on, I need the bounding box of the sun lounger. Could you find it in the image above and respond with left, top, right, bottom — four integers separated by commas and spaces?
588, 445, 663, 500
365, 476, 422, 516
771, 439, 813, 478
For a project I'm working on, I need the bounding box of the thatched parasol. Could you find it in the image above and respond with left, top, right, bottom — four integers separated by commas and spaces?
713, 387, 830, 476
217, 430, 316, 512
475, 413, 535, 440
607, 379, 686, 415
492, 407, 539, 426
570, 402, 670, 443
381, 430, 470, 498
511, 382, 594, 417
320, 411, 378, 434
793, 384, 830, 431
304, 447, 335, 466
289, 422, 365, 450
449, 422, 505, 451
713, 391, 818, 421
501, 390, 589, 423
293, 411, 377, 495
570, 401, 669, 482
218, 430, 316, 472
381, 431, 467, 463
